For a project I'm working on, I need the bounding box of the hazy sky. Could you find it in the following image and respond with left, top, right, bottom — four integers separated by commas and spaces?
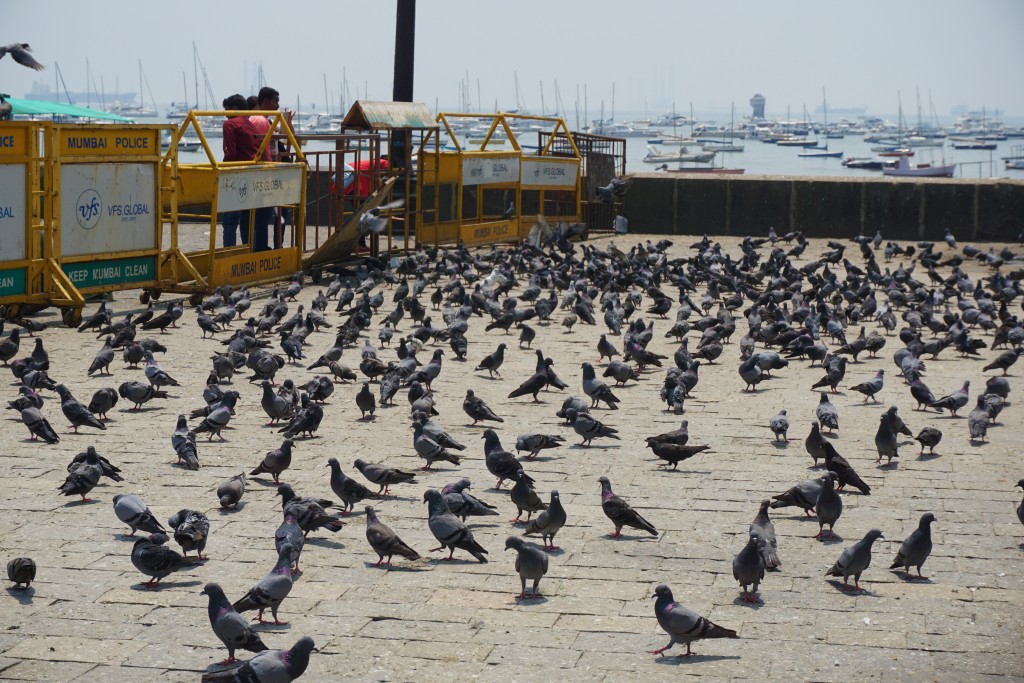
4, 0, 1022, 122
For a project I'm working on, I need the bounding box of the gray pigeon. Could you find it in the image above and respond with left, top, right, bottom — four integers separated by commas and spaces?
1016, 479, 1024, 528
67, 446, 122, 482
353, 458, 417, 496
805, 421, 827, 467
581, 362, 620, 409
929, 380, 970, 416
0, 43, 46, 71
814, 474, 843, 539
201, 582, 269, 665
55, 384, 106, 433
328, 458, 381, 513
21, 406, 59, 444
168, 509, 209, 559
217, 473, 246, 509
914, 427, 943, 455
967, 395, 991, 442
57, 449, 102, 502
504, 536, 549, 599
523, 490, 567, 550
463, 389, 503, 424
732, 530, 766, 603
199, 636, 317, 683
815, 393, 839, 433
193, 392, 239, 441
598, 476, 657, 537
131, 533, 190, 589
275, 513, 305, 574
874, 411, 899, 465
233, 544, 295, 624
750, 500, 781, 569
171, 415, 199, 470
768, 409, 789, 442
250, 439, 295, 484
475, 343, 507, 378
87, 337, 115, 376
355, 382, 376, 420
413, 422, 461, 470
890, 512, 936, 580
118, 380, 168, 410
515, 433, 565, 460
510, 468, 547, 524
648, 584, 738, 658
364, 505, 420, 566
423, 489, 489, 563
442, 478, 498, 521
826, 528, 885, 592
572, 410, 620, 447
113, 494, 166, 537
86, 388, 117, 420
260, 380, 295, 425
7, 557, 35, 589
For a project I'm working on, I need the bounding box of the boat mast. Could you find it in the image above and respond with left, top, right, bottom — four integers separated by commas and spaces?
611, 82, 615, 123
54, 62, 73, 105
193, 42, 199, 110
323, 73, 329, 116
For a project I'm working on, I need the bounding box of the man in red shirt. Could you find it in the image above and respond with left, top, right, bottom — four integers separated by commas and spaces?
248, 86, 291, 250
220, 94, 260, 247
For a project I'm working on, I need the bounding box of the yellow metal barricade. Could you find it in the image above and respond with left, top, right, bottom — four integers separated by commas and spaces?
160, 110, 306, 295
416, 113, 581, 248
0, 121, 51, 316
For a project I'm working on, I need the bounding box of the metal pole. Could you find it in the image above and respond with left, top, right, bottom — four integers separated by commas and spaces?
393, 0, 416, 102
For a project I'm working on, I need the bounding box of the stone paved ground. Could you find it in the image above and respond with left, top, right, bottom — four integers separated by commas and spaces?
0, 234, 1022, 682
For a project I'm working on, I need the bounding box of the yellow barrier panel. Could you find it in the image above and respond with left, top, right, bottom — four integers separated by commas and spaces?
0, 121, 49, 314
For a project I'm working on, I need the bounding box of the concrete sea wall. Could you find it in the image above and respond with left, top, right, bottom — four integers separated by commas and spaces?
622, 173, 1024, 241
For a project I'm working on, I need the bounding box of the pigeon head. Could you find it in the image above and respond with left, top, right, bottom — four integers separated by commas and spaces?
504, 536, 525, 552
652, 584, 673, 600
581, 362, 596, 379
864, 528, 884, 542
354, 459, 367, 470
1017, 479, 1024, 490
919, 512, 937, 527
277, 484, 296, 503
327, 457, 340, 470
597, 476, 612, 495
364, 506, 377, 520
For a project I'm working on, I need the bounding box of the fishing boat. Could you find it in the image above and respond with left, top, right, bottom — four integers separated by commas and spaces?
950, 138, 997, 150
643, 145, 716, 164
881, 156, 955, 178
655, 163, 744, 175
878, 147, 914, 157
842, 157, 888, 170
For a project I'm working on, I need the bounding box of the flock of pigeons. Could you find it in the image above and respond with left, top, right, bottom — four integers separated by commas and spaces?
3, 223, 1024, 676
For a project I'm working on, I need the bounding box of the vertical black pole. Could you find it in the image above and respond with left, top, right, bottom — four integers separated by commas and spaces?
393, 0, 416, 102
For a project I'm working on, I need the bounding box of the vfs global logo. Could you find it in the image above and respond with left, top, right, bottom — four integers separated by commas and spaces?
76, 189, 101, 229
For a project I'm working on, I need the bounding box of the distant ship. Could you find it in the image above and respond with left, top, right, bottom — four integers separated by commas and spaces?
814, 104, 867, 115
25, 81, 137, 107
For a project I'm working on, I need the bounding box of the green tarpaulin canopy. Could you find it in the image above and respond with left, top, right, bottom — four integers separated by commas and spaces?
3, 97, 133, 122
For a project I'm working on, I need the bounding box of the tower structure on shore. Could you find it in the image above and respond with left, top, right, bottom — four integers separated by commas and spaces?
750, 93, 765, 119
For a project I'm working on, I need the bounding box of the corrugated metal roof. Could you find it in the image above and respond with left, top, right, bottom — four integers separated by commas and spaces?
341, 100, 436, 130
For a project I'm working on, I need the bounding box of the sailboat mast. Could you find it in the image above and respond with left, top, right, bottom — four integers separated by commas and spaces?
323, 74, 330, 116
193, 42, 199, 110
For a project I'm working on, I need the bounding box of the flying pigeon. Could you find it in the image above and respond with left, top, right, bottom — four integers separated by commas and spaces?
0, 43, 45, 71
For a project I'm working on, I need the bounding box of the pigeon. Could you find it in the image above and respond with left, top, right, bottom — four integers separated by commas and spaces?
733, 530, 766, 603
510, 468, 547, 524
770, 472, 836, 516
982, 347, 1022, 376
967, 395, 991, 442
823, 441, 871, 495
514, 433, 564, 459
131, 533, 190, 589
21, 406, 59, 444
885, 405, 913, 437
1017, 479, 1024, 528
413, 421, 461, 470
910, 377, 939, 411
199, 636, 317, 683
506, 369, 547, 402
364, 506, 420, 566
87, 337, 115, 376
814, 474, 843, 539
355, 382, 376, 420
277, 484, 344, 537
804, 421, 827, 467
442, 478, 499, 521
217, 473, 246, 509
201, 582, 269, 665
6, 557, 35, 589
260, 380, 295, 425
354, 458, 418, 495
504, 536, 549, 599
423, 489, 489, 563
482, 429, 532, 489
194, 391, 239, 441
475, 343, 507, 378
850, 369, 885, 403
647, 584, 738, 658
275, 514, 306, 574
815, 389, 839, 432
598, 476, 657, 537
874, 411, 900, 465
647, 420, 689, 446
251, 439, 295, 485
67, 446, 122, 482
826, 528, 885, 592
769, 409, 790, 442
117, 380, 168, 410
232, 544, 295, 624
738, 354, 770, 392
57, 449, 102, 502
890, 512, 936, 580
413, 413, 466, 451
929, 381, 970, 416
463, 389, 503, 425
750, 500, 781, 570
581, 362, 620, 409
914, 427, 943, 454
572, 410, 620, 447
645, 441, 710, 470
144, 352, 179, 388
55, 384, 106, 433
0, 43, 45, 71
87, 387, 118, 420
597, 334, 620, 362
523, 490, 567, 550
555, 396, 589, 424
327, 458, 381, 513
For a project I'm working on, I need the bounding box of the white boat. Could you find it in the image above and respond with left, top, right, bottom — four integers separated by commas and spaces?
881, 156, 955, 178
161, 133, 202, 153
643, 145, 716, 164
701, 141, 744, 153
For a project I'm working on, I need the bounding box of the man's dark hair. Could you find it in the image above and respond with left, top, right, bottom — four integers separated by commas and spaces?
257, 87, 280, 103
222, 94, 247, 110
246, 95, 258, 109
